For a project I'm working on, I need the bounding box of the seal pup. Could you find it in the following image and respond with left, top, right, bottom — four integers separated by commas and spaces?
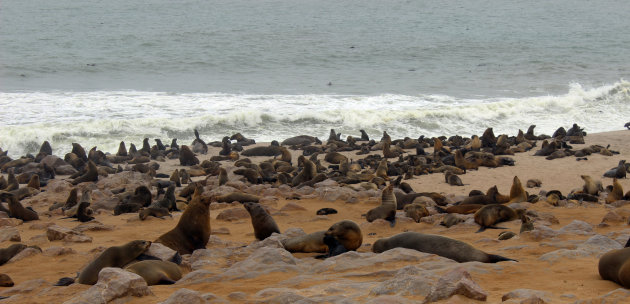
324, 220, 362, 251
76, 189, 94, 222
156, 188, 211, 254
599, 239, 630, 288
445, 171, 463, 186
315, 234, 349, 259
124, 260, 182, 285
281, 231, 327, 253
76, 240, 151, 285
316, 208, 338, 215
474, 205, 524, 232
0, 244, 27, 265
154, 184, 176, 211
440, 214, 464, 228
526, 179, 542, 188
372, 231, 515, 262
139, 207, 171, 220
243, 202, 280, 240
404, 203, 429, 222
0, 192, 39, 221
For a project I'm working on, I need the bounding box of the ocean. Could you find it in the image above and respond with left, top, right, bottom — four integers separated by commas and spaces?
1, 0, 629, 157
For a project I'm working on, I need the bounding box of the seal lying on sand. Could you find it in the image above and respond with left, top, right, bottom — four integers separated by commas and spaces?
372, 231, 516, 263
599, 239, 630, 288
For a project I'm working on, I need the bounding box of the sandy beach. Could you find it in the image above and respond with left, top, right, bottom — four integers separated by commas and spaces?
1, 128, 630, 303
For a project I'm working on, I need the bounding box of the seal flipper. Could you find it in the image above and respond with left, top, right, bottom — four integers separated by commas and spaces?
487, 254, 518, 263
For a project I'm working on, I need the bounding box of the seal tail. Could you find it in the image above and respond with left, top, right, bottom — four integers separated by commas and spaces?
487, 254, 518, 263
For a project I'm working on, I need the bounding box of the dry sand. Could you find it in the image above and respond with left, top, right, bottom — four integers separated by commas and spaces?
1, 129, 629, 303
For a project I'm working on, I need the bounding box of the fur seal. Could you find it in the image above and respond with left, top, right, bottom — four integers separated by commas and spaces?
77, 240, 151, 285
324, 220, 362, 251
581, 175, 603, 195
507, 176, 527, 204
372, 231, 515, 262
316, 208, 338, 215
170, 169, 181, 187
156, 189, 211, 254
0, 273, 13, 287
124, 260, 182, 285
281, 231, 327, 253
440, 214, 464, 227
442, 204, 483, 214
215, 192, 260, 204
71, 160, 98, 185
139, 207, 171, 220
316, 234, 349, 259
445, 171, 463, 186
599, 242, 630, 288
404, 203, 429, 222
0, 192, 39, 221
604, 160, 627, 179
606, 178, 624, 204
292, 156, 317, 186
526, 179, 542, 188
366, 185, 397, 226
474, 205, 524, 232
0, 244, 27, 265
243, 202, 280, 240
179, 145, 200, 166
76, 198, 94, 222
454, 149, 478, 171
218, 167, 228, 186
375, 159, 389, 180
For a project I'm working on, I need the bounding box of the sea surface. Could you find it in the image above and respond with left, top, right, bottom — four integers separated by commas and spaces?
1, 0, 629, 157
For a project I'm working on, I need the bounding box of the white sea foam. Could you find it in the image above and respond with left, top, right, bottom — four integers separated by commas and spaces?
1, 81, 628, 157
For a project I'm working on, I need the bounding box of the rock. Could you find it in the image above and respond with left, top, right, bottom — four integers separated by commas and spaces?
366, 295, 413, 304
159, 288, 207, 304
43, 246, 76, 256
280, 202, 307, 211
72, 221, 114, 233
46, 225, 92, 243
601, 211, 626, 224
423, 267, 487, 303
520, 226, 558, 241
282, 227, 306, 238
557, 220, 593, 235
227, 292, 247, 301
0, 218, 23, 227
370, 266, 439, 296
8, 247, 41, 263
91, 197, 120, 211
55, 165, 79, 175
314, 179, 339, 188
64, 268, 153, 304
0, 278, 47, 297
502, 289, 552, 303
574, 288, 630, 304
146, 242, 179, 262
29, 222, 54, 230
215, 208, 249, 221
0, 227, 20, 242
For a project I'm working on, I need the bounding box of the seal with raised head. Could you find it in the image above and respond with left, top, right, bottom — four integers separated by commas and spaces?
281, 231, 327, 253
507, 176, 527, 204
366, 184, 397, 226
606, 178, 624, 204
604, 160, 627, 179
445, 171, 463, 186
0, 192, 39, 221
599, 240, 630, 288
124, 260, 182, 285
77, 240, 151, 285
71, 160, 98, 185
243, 202, 280, 240
474, 204, 524, 232
0, 244, 27, 265
581, 175, 603, 196
218, 167, 228, 186
155, 189, 211, 254
325, 220, 362, 251
372, 231, 515, 263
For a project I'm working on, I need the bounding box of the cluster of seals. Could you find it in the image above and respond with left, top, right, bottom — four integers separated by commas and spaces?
372, 231, 516, 263
77, 240, 151, 285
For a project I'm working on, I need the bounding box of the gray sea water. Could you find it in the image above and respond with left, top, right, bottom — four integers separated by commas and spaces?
1, 0, 629, 156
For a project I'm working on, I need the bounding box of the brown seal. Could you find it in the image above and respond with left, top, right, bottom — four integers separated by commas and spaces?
599, 243, 630, 288
139, 207, 171, 220
440, 214, 464, 228
474, 204, 524, 232
0, 244, 27, 265
281, 231, 327, 253
372, 231, 515, 262
291, 156, 317, 186
0, 192, 39, 221
526, 179, 542, 188
444, 204, 483, 214
155, 189, 211, 254
243, 202, 280, 240
77, 240, 151, 285
124, 260, 182, 285
606, 178, 624, 204
218, 167, 228, 186
179, 145, 200, 166
0, 273, 13, 287
454, 149, 478, 171
325, 220, 362, 251
375, 159, 389, 180
395, 190, 447, 209
604, 160, 627, 179
324, 152, 347, 164
581, 175, 603, 195
76, 193, 94, 222
366, 184, 397, 225
170, 169, 181, 187
445, 171, 463, 186
507, 176, 527, 204
71, 160, 98, 185
26, 174, 40, 190
215, 192, 260, 204
404, 203, 429, 222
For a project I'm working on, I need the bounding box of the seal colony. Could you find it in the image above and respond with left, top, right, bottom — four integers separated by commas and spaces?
0, 125, 629, 302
